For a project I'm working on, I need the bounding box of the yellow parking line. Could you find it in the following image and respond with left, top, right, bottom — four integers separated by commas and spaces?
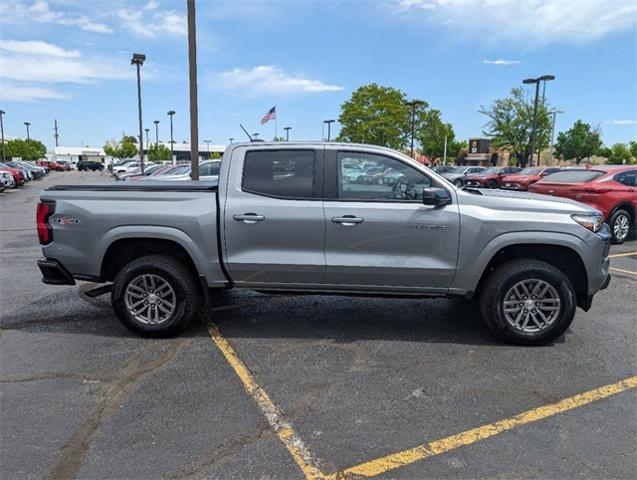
610, 267, 637, 276
206, 317, 325, 480
328, 376, 637, 479
609, 252, 637, 258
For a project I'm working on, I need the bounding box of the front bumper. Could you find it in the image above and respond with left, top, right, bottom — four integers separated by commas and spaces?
37, 257, 76, 285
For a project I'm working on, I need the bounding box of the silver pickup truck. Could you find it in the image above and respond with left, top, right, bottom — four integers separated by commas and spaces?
36, 142, 611, 345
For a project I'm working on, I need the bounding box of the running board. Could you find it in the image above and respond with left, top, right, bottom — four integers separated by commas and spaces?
83, 284, 112, 298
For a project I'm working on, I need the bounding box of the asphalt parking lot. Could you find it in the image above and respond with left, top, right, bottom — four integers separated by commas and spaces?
1, 171, 635, 479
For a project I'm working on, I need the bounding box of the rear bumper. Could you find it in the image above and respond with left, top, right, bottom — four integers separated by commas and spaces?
37, 257, 76, 285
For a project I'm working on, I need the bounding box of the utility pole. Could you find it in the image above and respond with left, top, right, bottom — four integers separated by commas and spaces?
523, 75, 555, 166
406, 100, 424, 158
131, 53, 146, 173
24, 121, 31, 141
0, 110, 5, 163
54, 119, 59, 147
187, 0, 199, 180
548, 109, 564, 166
145, 128, 150, 154
323, 120, 335, 141
167, 110, 175, 165
443, 134, 448, 166
284, 126, 291, 141
204, 139, 211, 156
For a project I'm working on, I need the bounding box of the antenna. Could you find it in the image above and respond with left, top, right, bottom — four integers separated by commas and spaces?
239, 123, 253, 141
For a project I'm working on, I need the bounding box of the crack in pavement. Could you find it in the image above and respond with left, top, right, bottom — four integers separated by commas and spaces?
0, 372, 105, 384
47, 338, 191, 480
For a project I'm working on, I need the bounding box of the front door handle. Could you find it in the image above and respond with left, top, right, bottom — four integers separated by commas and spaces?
331, 215, 363, 226
233, 213, 265, 224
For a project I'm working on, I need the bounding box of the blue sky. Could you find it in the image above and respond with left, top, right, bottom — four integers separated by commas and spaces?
0, 0, 635, 150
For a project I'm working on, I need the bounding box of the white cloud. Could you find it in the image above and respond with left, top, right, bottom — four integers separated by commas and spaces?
117, 7, 186, 38
211, 66, 344, 95
28, 0, 113, 34
482, 59, 521, 65
145, 0, 160, 10
0, 39, 80, 58
0, 82, 68, 102
606, 120, 637, 125
392, 0, 637, 45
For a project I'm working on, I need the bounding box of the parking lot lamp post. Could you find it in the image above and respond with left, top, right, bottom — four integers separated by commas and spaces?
253, 133, 259, 139
284, 126, 291, 141
187, 0, 199, 180
204, 139, 211, 157
229, 137, 234, 144
24, 121, 31, 140
131, 53, 146, 174
548, 109, 564, 166
406, 100, 424, 158
324, 119, 335, 141
523, 75, 555, 166
145, 128, 150, 155
167, 110, 175, 165
153, 119, 160, 156
0, 110, 5, 162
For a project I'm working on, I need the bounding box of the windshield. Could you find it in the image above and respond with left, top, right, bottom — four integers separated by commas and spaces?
519, 167, 542, 175
542, 170, 605, 183
448, 166, 467, 173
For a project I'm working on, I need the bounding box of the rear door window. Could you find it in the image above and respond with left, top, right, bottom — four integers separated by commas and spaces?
542, 170, 605, 183
242, 150, 317, 199
615, 169, 637, 186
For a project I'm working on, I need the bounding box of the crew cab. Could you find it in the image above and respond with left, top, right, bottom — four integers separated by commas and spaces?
500, 167, 562, 191
37, 143, 611, 345
529, 166, 637, 244
465, 166, 523, 189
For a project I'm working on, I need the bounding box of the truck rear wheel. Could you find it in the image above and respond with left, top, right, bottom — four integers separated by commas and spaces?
111, 255, 200, 337
479, 259, 576, 346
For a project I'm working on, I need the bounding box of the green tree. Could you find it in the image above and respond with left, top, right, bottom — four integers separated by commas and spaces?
209, 152, 222, 159
607, 143, 633, 165
629, 141, 637, 158
336, 84, 411, 149
415, 108, 458, 161
103, 135, 138, 159
147, 143, 171, 161
554, 120, 602, 164
479, 87, 551, 166
4, 139, 46, 160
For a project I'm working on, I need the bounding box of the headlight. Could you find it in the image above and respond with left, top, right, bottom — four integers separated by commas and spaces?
571, 214, 603, 232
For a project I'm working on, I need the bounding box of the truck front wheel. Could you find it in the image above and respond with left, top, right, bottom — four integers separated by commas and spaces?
479, 259, 576, 345
111, 255, 200, 337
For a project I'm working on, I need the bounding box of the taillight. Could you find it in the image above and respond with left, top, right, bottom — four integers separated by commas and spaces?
36, 201, 55, 245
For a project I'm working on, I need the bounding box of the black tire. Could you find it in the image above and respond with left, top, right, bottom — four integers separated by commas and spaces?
487, 179, 498, 189
479, 259, 576, 346
111, 254, 200, 337
454, 179, 463, 187
608, 209, 632, 244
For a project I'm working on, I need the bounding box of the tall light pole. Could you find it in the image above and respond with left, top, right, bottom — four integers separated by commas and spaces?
54, 119, 59, 147
253, 132, 259, 139
204, 139, 211, 156
548, 109, 564, 166
24, 121, 31, 140
0, 110, 5, 162
131, 53, 146, 173
167, 110, 175, 165
229, 137, 234, 144
284, 126, 291, 141
323, 119, 335, 141
523, 75, 555, 166
187, 0, 199, 180
406, 100, 424, 158
145, 128, 150, 155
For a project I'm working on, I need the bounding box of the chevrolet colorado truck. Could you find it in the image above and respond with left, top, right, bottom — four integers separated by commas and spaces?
36, 142, 611, 345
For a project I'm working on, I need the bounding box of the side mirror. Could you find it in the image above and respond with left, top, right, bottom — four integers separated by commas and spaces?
422, 187, 452, 207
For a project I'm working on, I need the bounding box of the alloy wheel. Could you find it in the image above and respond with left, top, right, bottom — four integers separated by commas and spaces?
124, 274, 177, 325
502, 279, 561, 333
614, 214, 630, 242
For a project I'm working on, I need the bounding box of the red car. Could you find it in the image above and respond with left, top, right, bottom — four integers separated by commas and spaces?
500, 167, 562, 191
0, 162, 26, 186
529, 166, 637, 244
464, 166, 523, 188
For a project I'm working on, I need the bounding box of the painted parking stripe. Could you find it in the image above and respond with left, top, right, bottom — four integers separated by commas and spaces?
205, 315, 325, 480
608, 252, 637, 258
610, 267, 637, 276
327, 376, 637, 479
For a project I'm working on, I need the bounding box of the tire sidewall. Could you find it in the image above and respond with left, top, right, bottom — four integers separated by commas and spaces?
610, 209, 631, 244
486, 265, 575, 345
112, 262, 191, 336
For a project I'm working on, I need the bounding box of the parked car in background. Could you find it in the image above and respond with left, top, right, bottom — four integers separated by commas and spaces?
6, 162, 32, 181
0, 162, 26, 186
55, 159, 72, 171
8, 161, 46, 179
35, 160, 51, 173
142, 160, 221, 181
77, 160, 105, 171
465, 166, 523, 189
500, 167, 562, 191
528, 166, 637, 244
433, 165, 455, 174
112, 161, 140, 176
116, 163, 165, 180
441, 166, 486, 187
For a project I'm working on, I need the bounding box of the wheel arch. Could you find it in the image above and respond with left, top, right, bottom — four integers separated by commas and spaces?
609, 202, 635, 223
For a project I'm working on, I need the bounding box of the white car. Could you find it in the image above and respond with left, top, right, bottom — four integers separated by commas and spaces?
0, 171, 15, 189
113, 161, 141, 175
145, 160, 221, 181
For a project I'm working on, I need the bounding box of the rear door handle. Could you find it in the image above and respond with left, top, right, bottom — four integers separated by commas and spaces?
331, 216, 363, 226
233, 213, 265, 223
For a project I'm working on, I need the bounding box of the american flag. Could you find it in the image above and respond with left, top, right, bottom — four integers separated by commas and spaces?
260, 106, 276, 125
